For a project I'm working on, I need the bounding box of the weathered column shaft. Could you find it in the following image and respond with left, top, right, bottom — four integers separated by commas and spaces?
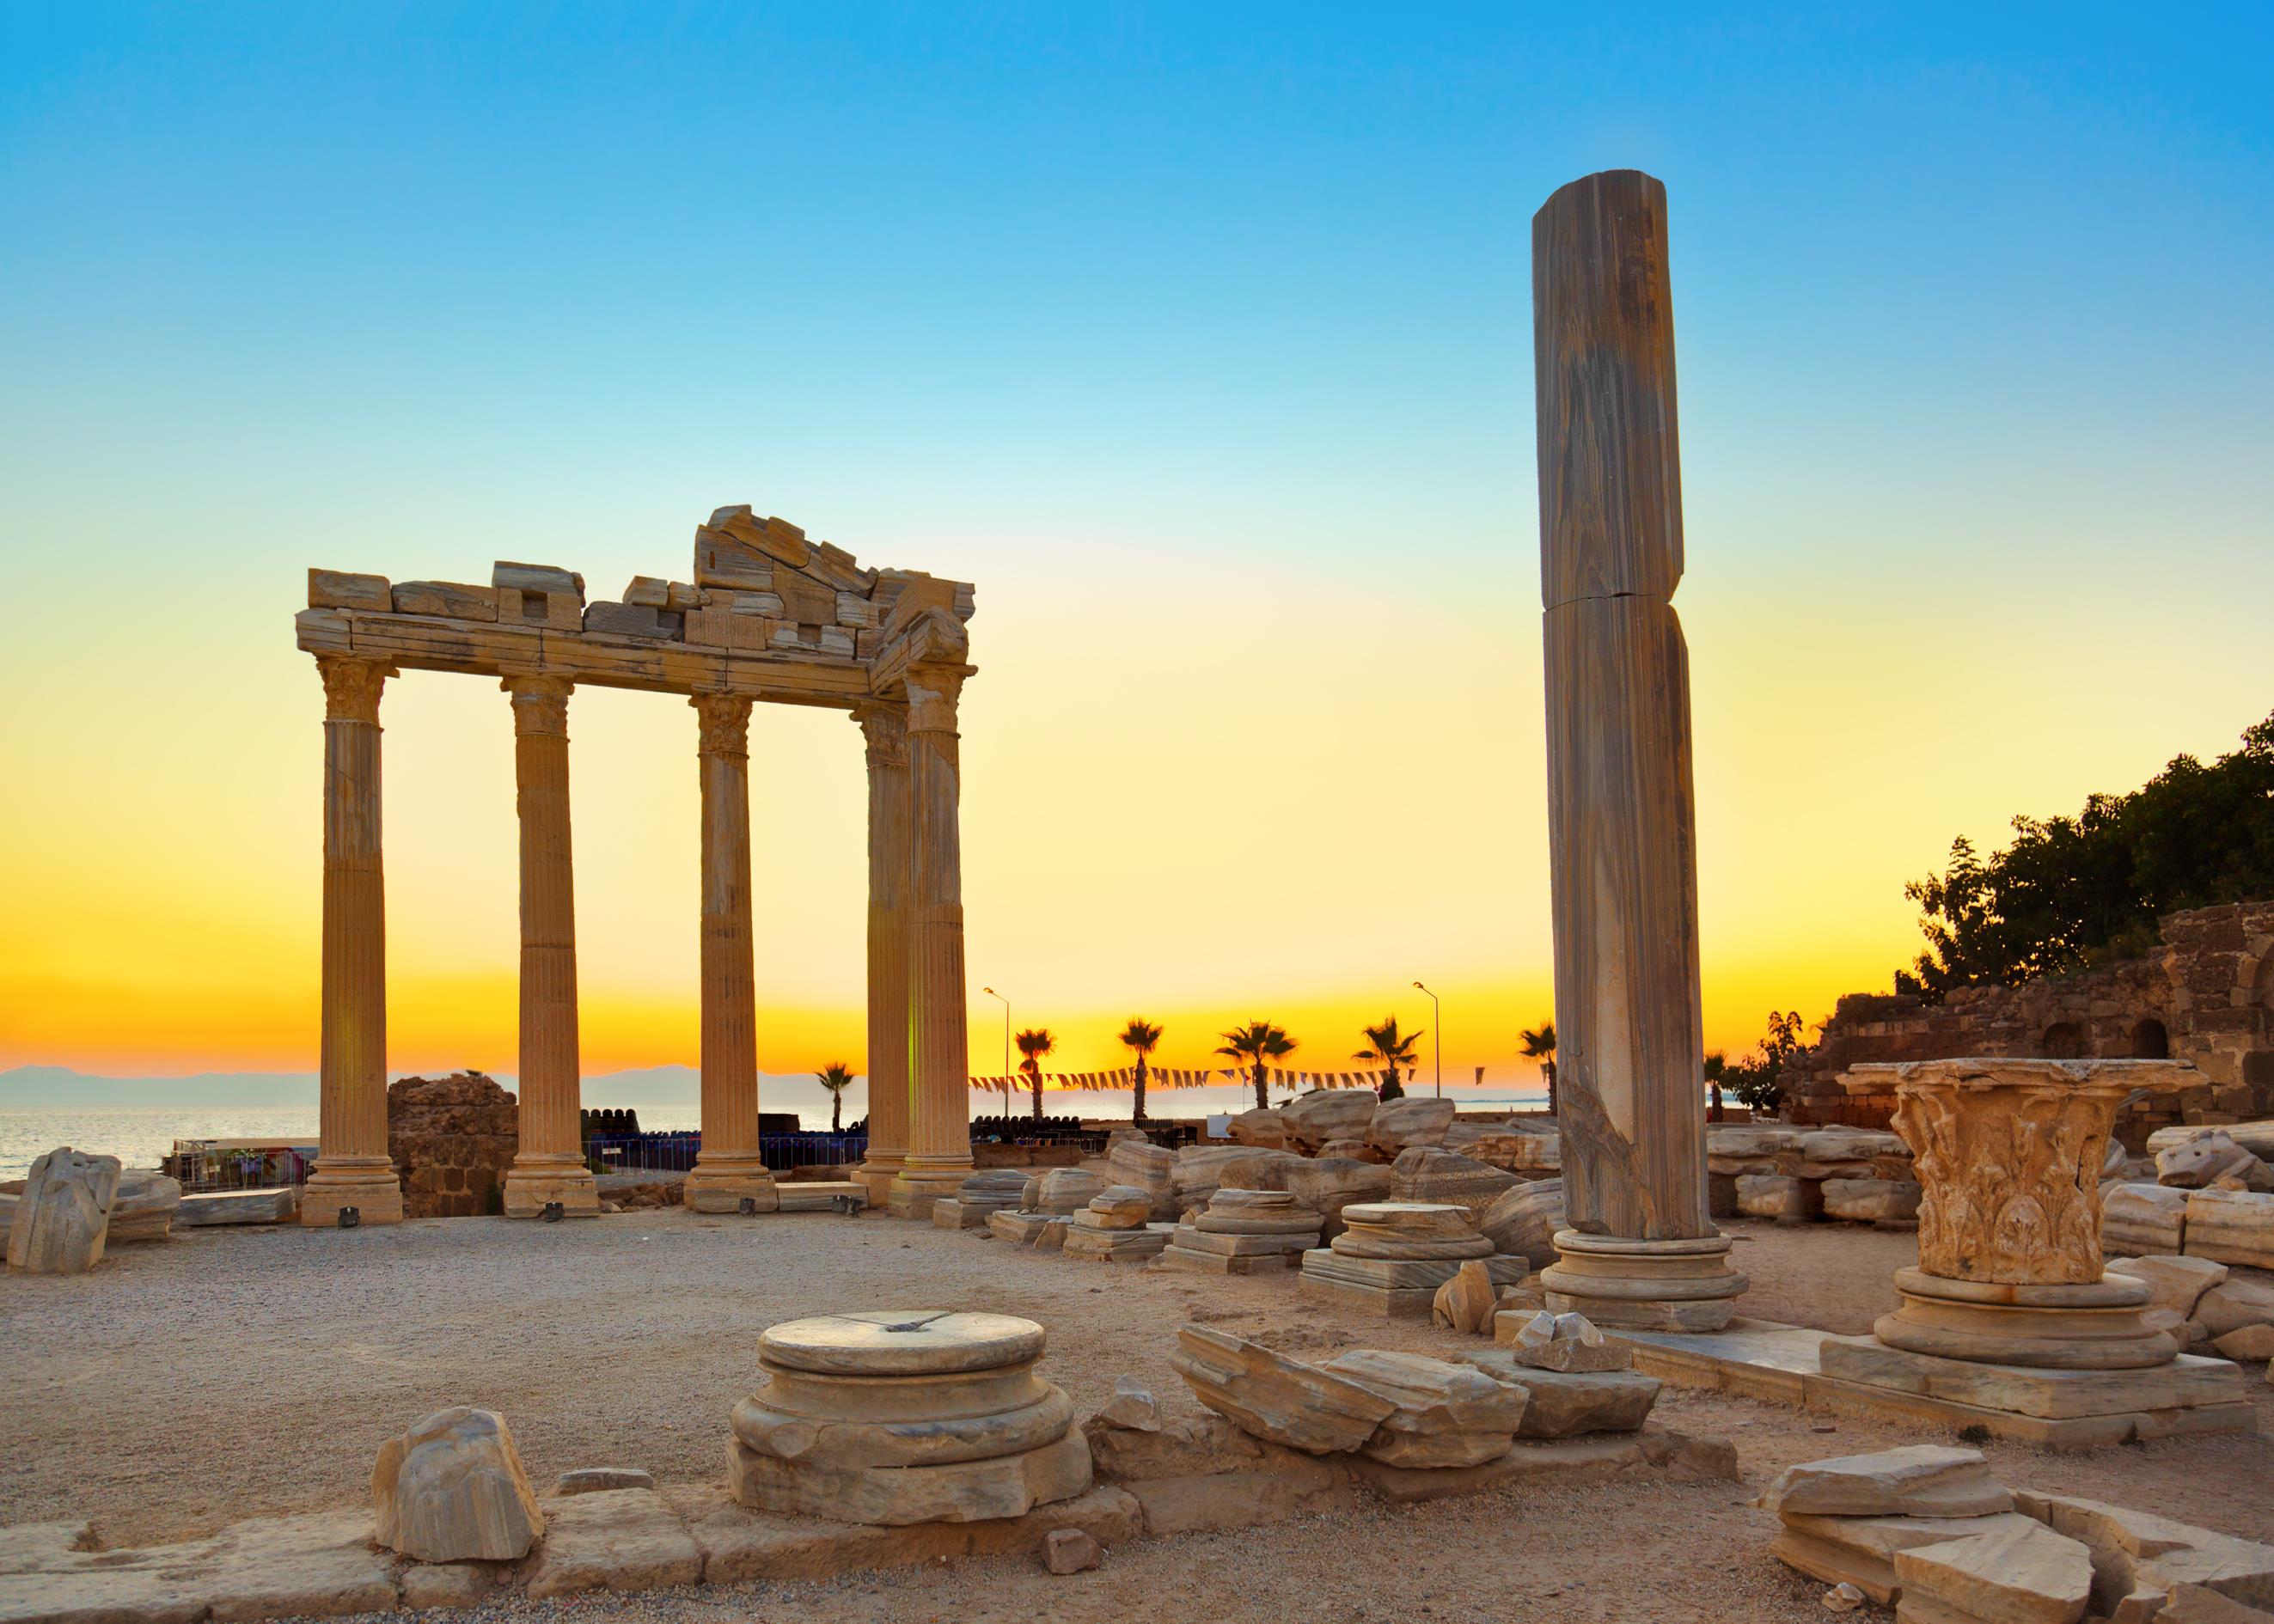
855, 702, 912, 1209
683, 694, 778, 1212
303, 656, 404, 1225
889, 664, 975, 1217
502, 675, 598, 1216
1533, 168, 1744, 1328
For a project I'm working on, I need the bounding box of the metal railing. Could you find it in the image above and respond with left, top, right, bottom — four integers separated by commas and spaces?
583, 1132, 868, 1177
164, 1143, 314, 1192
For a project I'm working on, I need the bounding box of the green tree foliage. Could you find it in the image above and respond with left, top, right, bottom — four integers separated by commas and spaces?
1705, 1010, 1807, 1114
1901, 711, 2274, 997
1215, 1021, 1297, 1113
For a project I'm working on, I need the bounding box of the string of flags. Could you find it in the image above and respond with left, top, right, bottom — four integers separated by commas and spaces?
969, 1066, 1394, 1094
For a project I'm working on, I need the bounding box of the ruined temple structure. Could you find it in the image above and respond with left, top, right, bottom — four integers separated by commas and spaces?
295, 506, 978, 1225
388, 1074, 518, 1219
1783, 901, 2274, 1146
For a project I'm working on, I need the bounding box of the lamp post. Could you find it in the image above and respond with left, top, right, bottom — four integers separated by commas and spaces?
1412, 981, 1441, 1098
981, 986, 1009, 1085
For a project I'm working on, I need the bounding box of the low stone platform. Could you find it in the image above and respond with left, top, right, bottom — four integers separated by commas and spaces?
1609, 1318, 2256, 1449
774, 1181, 869, 1213
1299, 1250, 1528, 1317
177, 1187, 300, 1227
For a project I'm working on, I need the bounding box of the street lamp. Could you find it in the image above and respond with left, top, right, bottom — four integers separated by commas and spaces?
981, 986, 1009, 1082
1412, 981, 1441, 1098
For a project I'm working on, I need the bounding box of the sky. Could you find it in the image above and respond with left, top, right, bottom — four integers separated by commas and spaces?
2, 3, 2270, 1098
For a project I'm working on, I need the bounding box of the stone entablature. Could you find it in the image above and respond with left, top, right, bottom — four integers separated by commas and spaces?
1787, 901, 2274, 1145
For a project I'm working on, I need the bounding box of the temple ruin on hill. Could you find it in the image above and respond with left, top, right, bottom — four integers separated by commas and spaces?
292, 506, 978, 1224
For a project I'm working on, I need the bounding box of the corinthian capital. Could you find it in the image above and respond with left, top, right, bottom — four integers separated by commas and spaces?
502, 674, 573, 738
316, 656, 394, 723
853, 699, 908, 766
904, 663, 968, 736
691, 693, 754, 758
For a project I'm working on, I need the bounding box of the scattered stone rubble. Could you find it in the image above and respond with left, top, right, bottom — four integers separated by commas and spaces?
930, 1169, 1028, 1230
1761, 1444, 2274, 1621
1154, 1187, 1324, 1274
1710, 1125, 1921, 1228
1299, 1200, 1528, 1316
1062, 1187, 1177, 1262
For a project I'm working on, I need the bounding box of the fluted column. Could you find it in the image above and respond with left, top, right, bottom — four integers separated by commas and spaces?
683, 693, 779, 1213
1531, 169, 1743, 1328
888, 663, 975, 1218
854, 702, 912, 1209
501, 675, 599, 1216
303, 656, 405, 1226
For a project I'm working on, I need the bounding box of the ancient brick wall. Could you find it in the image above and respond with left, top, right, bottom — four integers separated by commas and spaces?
388, 1073, 519, 1218
1785, 901, 2274, 1146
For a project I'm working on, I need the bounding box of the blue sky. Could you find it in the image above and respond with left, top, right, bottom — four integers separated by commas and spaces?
3, 3, 2271, 1080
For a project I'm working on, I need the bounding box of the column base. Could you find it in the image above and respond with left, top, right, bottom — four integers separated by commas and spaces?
1539, 1230, 1749, 1333
1871, 1267, 2177, 1371
503, 1157, 602, 1218
684, 1157, 781, 1215
853, 1157, 905, 1211
887, 1163, 969, 1220
298, 1162, 405, 1228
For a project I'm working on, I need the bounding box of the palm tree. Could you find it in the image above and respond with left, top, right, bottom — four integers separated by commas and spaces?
1014, 1027, 1056, 1121
1519, 1020, 1557, 1116
1215, 1021, 1297, 1112
815, 1061, 856, 1133
1118, 1017, 1164, 1122
1354, 1017, 1422, 1097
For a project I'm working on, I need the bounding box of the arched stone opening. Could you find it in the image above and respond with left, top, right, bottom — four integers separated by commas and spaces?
2041, 1022, 2086, 1059
2127, 1017, 2170, 1059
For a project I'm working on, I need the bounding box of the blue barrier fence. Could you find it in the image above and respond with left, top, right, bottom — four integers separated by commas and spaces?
584, 1132, 867, 1176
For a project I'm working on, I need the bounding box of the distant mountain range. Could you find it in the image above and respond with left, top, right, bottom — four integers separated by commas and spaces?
0, 1064, 842, 1113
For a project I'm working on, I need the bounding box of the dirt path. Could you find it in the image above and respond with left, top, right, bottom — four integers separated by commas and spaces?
5, 1211, 2267, 1622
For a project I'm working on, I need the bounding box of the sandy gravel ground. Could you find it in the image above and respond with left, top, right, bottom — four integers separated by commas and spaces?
5, 1211, 2268, 1623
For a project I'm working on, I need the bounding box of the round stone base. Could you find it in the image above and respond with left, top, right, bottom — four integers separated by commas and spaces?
683, 1161, 781, 1214
1873, 1267, 2178, 1370
501, 1158, 601, 1218
1538, 1230, 1749, 1333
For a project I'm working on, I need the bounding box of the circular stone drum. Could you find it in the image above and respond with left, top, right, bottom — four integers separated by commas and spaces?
1871, 1267, 2179, 1371
729, 1310, 1092, 1525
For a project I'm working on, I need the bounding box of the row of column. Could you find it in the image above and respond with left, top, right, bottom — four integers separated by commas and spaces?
300, 653, 973, 1225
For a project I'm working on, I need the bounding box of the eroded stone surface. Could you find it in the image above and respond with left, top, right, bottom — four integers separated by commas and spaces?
6, 1146, 121, 1274
1455, 1352, 1661, 1437
2107, 1255, 2229, 1318
727, 1429, 1092, 1526
1318, 1350, 1528, 1468
760, 1311, 1044, 1377
1170, 1326, 1396, 1454
1755, 1446, 2014, 1520
1432, 1260, 1500, 1334
1507, 1310, 1629, 1372
518, 1488, 702, 1599
1477, 1178, 1566, 1261
1892, 1519, 2093, 1624
373, 1407, 544, 1563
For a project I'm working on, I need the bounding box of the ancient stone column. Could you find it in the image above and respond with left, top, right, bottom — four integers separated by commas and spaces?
853, 701, 913, 1210
1531, 169, 1745, 1329
500, 675, 599, 1217
303, 655, 406, 1227
683, 693, 779, 1214
889, 663, 976, 1218
1832, 1059, 2198, 1370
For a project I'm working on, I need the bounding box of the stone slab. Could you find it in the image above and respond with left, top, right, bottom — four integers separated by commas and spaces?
663, 1481, 1140, 1583
1818, 1334, 2249, 1420
1152, 1245, 1293, 1276
1298, 1273, 1441, 1318
1771, 1512, 2049, 1606
1608, 1319, 2257, 1449
519, 1488, 702, 1599
176, 1187, 300, 1226
684, 1181, 781, 1215
0, 1510, 397, 1624
776, 1181, 867, 1212
1344, 1426, 1736, 1503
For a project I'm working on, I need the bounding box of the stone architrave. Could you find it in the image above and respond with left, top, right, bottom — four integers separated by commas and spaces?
854, 703, 913, 1209
303, 656, 407, 1225
1530, 169, 1744, 1330
889, 659, 978, 1218
683, 694, 779, 1214
1839, 1059, 2200, 1371
500, 676, 599, 1218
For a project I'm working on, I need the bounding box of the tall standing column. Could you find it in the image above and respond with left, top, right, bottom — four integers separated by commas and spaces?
500, 675, 599, 1216
888, 663, 975, 1218
683, 693, 780, 1213
853, 701, 912, 1210
1531, 169, 1745, 1329
303, 656, 406, 1226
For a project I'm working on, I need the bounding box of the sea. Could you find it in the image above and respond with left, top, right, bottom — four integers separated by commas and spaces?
1, 1084, 1549, 1181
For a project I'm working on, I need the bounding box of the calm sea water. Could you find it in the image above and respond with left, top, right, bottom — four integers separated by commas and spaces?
1, 1084, 1546, 1180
